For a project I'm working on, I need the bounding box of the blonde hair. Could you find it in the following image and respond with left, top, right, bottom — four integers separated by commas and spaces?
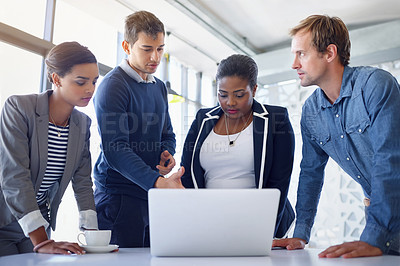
290, 15, 350, 66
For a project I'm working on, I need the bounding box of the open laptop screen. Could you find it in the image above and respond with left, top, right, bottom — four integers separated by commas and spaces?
148, 188, 280, 257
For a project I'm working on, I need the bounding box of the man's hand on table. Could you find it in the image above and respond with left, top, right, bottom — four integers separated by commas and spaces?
318, 241, 383, 258
272, 238, 306, 250
273, 238, 383, 258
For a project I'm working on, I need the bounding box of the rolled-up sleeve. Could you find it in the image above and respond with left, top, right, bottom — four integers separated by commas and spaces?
18, 210, 49, 237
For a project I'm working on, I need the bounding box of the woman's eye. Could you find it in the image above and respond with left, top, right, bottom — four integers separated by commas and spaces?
236, 94, 244, 98
218, 94, 227, 98
76, 81, 85, 86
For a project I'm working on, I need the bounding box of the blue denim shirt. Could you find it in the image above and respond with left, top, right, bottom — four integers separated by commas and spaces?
293, 66, 400, 254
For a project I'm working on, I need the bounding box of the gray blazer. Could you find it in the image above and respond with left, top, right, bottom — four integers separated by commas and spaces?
0, 90, 96, 231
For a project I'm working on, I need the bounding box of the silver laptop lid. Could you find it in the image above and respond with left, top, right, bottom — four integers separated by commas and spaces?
149, 188, 280, 257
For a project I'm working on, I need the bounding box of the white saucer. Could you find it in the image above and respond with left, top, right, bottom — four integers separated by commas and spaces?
81, 244, 119, 253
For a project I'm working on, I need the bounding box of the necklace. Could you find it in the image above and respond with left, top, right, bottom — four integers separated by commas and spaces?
49, 113, 69, 137
224, 112, 252, 147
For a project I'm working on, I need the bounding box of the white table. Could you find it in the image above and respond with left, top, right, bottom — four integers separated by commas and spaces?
0, 248, 398, 266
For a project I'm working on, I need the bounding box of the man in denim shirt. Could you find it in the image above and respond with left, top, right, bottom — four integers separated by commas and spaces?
273, 15, 400, 258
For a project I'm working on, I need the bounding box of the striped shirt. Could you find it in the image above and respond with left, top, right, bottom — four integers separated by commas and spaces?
36, 122, 69, 206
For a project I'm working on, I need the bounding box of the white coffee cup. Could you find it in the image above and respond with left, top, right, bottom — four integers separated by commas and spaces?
77, 230, 111, 246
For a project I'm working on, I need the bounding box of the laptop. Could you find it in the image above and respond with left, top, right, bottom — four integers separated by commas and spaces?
148, 188, 280, 257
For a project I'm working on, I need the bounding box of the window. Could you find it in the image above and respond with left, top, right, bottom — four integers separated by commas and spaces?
54, 0, 118, 67
187, 68, 197, 101
0, 0, 46, 39
169, 57, 182, 94
168, 101, 183, 166
201, 74, 215, 107
0, 41, 42, 107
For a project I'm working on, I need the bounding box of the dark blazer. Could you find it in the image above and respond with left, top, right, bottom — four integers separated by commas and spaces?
180, 100, 295, 237
0, 90, 96, 231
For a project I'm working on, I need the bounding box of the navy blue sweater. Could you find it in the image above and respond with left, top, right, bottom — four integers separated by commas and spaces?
93, 66, 175, 199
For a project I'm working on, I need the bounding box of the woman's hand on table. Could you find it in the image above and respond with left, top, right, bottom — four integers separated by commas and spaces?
35, 240, 85, 255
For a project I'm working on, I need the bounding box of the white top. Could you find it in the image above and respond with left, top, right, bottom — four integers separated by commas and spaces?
199, 121, 255, 188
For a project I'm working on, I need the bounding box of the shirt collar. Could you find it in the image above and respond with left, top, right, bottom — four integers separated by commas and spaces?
318, 65, 354, 109
119, 59, 156, 84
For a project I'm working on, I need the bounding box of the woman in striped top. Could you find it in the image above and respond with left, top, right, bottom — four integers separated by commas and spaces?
0, 42, 99, 256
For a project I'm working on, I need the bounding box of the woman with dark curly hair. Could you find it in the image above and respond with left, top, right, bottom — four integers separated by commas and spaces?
180, 54, 295, 239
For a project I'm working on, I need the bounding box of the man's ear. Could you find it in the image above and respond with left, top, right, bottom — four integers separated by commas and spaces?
122, 40, 131, 55
326, 44, 338, 63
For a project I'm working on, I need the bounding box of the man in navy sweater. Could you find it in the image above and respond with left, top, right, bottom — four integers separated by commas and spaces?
93, 10, 184, 247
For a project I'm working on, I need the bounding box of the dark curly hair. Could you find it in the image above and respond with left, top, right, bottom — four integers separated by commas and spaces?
216, 54, 258, 88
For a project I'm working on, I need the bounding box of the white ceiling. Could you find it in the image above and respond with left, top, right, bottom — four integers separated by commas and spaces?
67, 0, 400, 83
194, 0, 400, 51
